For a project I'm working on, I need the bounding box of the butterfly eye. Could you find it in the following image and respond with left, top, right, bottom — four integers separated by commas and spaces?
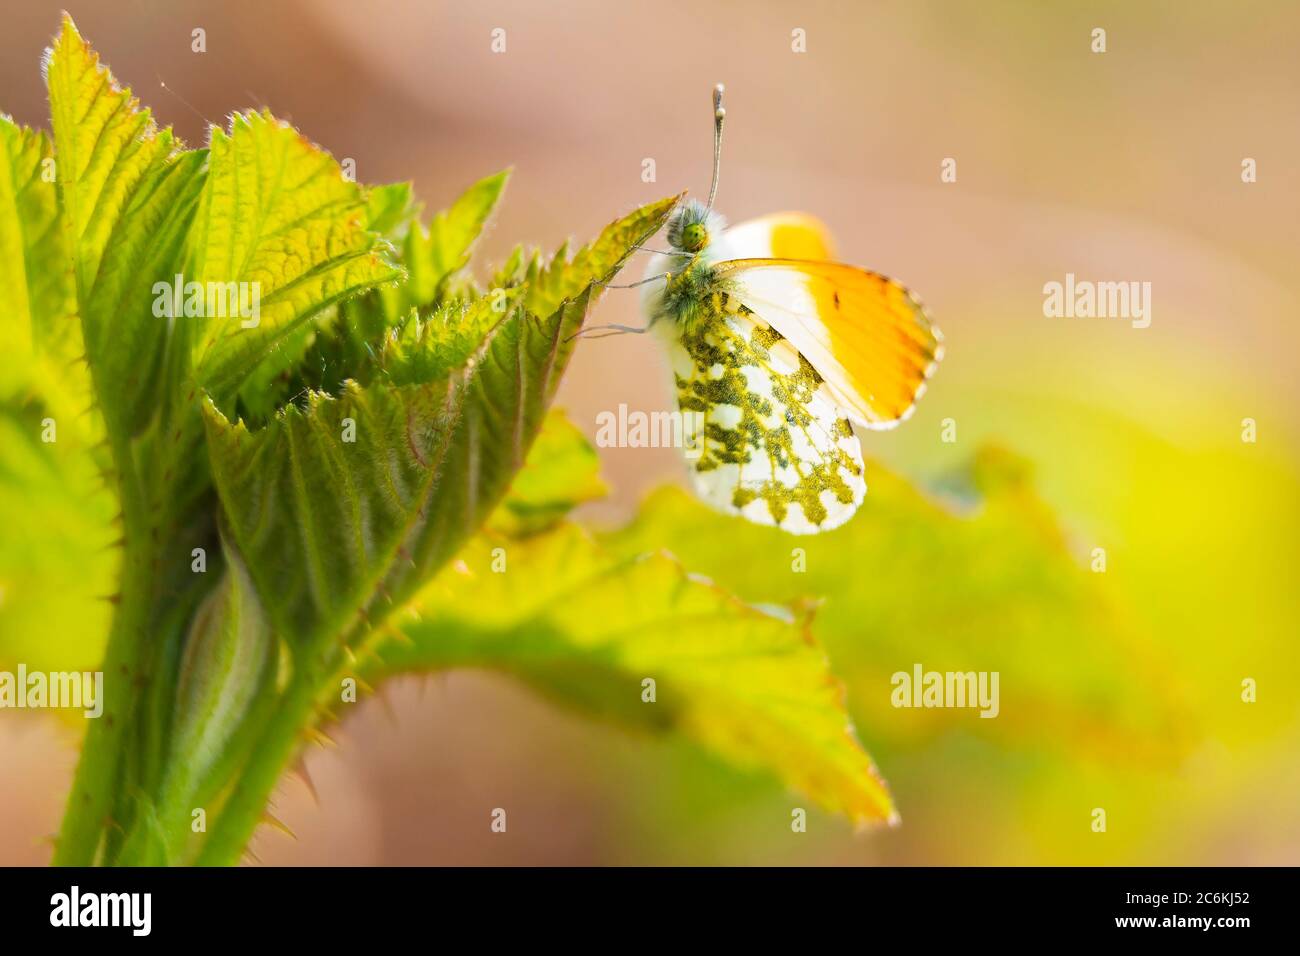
682, 222, 708, 252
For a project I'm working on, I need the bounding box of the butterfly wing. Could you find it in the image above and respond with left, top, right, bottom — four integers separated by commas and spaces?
714, 212, 837, 261
666, 301, 866, 534
713, 258, 943, 430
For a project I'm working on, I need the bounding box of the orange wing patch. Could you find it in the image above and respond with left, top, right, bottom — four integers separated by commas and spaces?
713, 258, 943, 429
717, 213, 837, 261
770, 219, 835, 260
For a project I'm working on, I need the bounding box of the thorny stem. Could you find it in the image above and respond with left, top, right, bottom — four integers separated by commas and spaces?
52, 439, 154, 865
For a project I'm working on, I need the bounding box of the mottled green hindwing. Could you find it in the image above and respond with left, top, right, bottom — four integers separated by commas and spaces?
666, 301, 866, 534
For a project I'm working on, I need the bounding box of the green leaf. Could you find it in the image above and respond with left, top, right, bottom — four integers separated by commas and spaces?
186, 110, 401, 402
200, 194, 678, 648
0, 118, 74, 372
203, 372, 461, 648
384, 289, 526, 386
189, 292, 616, 866
0, 402, 115, 676
0, 116, 111, 680
485, 244, 536, 294
525, 193, 682, 319
201, 292, 590, 648
382, 169, 509, 316
83, 150, 207, 435
254, 190, 676, 423
231, 180, 417, 422
45, 15, 182, 300
370, 522, 897, 826
44, 15, 202, 436
365, 181, 415, 238
488, 408, 608, 536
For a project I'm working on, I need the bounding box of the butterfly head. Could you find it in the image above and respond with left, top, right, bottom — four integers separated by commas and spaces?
663, 84, 728, 255
666, 200, 725, 254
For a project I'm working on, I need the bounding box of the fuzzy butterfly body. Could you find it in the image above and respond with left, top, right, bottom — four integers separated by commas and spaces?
619, 85, 940, 534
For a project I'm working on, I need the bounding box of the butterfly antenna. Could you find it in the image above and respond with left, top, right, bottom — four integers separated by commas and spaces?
705, 83, 726, 213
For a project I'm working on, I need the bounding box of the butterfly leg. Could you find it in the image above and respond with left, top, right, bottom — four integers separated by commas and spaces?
567, 317, 661, 342
595, 272, 671, 289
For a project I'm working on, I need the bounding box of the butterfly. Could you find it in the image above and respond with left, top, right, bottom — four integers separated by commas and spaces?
587, 85, 942, 534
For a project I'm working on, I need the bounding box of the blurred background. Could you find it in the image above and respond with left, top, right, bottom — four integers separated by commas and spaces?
1, 0, 1297, 865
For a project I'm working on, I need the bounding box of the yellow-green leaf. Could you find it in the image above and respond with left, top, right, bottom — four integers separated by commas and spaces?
44, 14, 201, 437
380, 169, 509, 317
371, 522, 896, 826
0, 403, 115, 676
0, 119, 74, 372
603, 450, 1186, 762
187, 110, 401, 400
526, 193, 682, 319
45, 14, 182, 298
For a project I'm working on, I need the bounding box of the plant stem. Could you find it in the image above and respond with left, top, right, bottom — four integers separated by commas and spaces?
52, 446, 154, 865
